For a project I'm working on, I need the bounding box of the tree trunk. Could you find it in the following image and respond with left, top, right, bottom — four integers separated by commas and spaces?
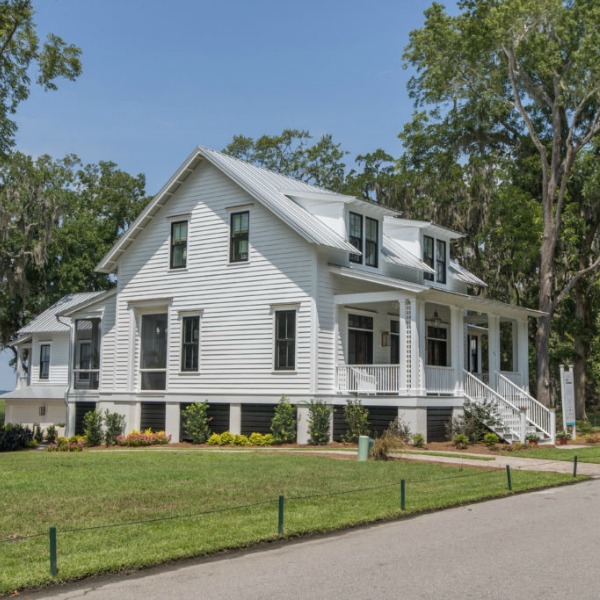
573, 281, 588, 420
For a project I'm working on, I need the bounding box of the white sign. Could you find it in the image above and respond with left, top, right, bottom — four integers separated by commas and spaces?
560, 365, 576, 427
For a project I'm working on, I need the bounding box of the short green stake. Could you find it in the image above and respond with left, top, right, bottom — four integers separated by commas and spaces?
278, 495, 285, 536
573, 455, 578, 478
506, 465, 512, 491
49, 525, 58, 577
400, 479, 406, 511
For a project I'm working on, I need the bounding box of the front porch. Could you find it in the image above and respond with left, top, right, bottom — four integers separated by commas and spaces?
336, 364, 527, 395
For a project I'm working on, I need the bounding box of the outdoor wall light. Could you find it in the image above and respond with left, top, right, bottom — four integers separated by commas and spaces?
381, 331, 390, 347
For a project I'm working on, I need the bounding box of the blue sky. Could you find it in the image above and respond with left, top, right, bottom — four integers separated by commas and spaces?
0, 0, 458, 391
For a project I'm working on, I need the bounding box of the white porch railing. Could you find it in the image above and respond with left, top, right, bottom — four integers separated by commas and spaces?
336, 365, 400, 394
496, 372, 553, 440
464, 370, 525, 442
425, 366, 456, 394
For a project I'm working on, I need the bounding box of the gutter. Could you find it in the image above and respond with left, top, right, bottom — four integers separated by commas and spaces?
56, 314, 74, 435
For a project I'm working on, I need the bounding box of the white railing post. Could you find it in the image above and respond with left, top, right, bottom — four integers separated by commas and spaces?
550, 408, 556, 444
519, 408, 527, 443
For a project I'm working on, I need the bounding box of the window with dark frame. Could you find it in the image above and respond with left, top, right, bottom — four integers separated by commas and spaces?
426, 326, 448, 366
140, 313, 168, 390
230, 211, 249, 263
181, 316, 200, 372
275, 310, 296, 371
423, 235, 434, 281
365, 217, 379, 267
436, 239, 447, 284
39, 344, 50, 380
349, 212, 363, 263
170, 221, 188, 269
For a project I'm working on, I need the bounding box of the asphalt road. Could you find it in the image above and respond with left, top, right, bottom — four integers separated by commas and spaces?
25, 480, 600, 600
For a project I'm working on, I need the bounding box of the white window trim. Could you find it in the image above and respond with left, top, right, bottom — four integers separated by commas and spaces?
38, 341, 52, 381
228, 209, 251, 266
177, 310, 204, 375
271, 305, 299, 373
135, 305, 171, 392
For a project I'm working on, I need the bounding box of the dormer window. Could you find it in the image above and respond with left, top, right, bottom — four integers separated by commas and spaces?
349, 212, 379, 267
424, 235, 447, 284
349, 212, 363, 263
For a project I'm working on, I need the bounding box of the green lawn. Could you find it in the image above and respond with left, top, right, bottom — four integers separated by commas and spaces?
0, 450, 581, 594
506, 445, 600, 463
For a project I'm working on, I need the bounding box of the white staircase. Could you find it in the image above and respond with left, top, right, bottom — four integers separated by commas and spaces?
463, 371, 555, 444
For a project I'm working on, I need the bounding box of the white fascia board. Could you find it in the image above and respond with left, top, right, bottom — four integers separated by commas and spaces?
284, 191, 356, 203
96, 148, 203, 274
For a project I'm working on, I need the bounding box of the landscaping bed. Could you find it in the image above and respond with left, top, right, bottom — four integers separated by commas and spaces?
0, 451, 583, 594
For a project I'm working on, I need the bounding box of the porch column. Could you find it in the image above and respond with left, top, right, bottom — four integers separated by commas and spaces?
487, 314, 501, 388
416, 299, 426, 395
516, 317, 529, 392
450, 306, 464, 393
400, 297, 421, 396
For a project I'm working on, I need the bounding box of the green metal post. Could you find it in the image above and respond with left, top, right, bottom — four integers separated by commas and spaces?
49, 525, 57, 577
506, 465, 512, 491
400, 479, 406, 511
573, 455, 578, 478
278, 495, 284, 536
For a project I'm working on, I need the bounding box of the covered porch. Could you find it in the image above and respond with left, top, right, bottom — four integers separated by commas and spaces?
333, 289, 533, 397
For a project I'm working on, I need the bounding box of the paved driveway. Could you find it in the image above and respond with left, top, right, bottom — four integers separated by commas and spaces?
25, 479, 600, 600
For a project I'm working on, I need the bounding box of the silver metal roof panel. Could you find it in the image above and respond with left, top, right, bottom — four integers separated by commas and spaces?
382, 234, 436, 273
448, 261, 487, 287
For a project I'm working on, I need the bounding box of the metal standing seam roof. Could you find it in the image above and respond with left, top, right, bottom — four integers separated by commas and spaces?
448, 261, 487, 287
97, 145, 361, 273
18, 292, 105, 336
382, 234, 436, 273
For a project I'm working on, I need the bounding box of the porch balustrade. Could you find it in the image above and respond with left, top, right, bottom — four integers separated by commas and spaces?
424, 366, 456, 394
336, 365, 401, 394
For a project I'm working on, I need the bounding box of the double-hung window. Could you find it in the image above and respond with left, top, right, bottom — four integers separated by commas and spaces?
349, 213, 379, 267
423, 235, 448, 284
349, 212, 363, 264
275, 310, 296, 371
423, 235, 434, 281
435, 239, 447, 284
39, 344, 50, 380
170, 221, 188, 269
181, 316, 200, 372
230, 211, 249, 263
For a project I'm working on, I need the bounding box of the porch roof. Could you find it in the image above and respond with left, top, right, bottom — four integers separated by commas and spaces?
329, 265, 428, 294
422, 288, 546, 318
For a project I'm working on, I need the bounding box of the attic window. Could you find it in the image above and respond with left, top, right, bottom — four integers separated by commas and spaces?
230, 211, 249, 263
349, 212, 362, 264
170, 221, 188, 269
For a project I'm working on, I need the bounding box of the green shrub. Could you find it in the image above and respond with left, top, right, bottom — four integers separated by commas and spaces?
452, 433, 469, 449
248, 432, 274, 446
219, 431, 235, 445
207, 433, 222, 445
47, 438, 84, 452
483, 432, 499, 448
308, 400, 332, 445
270, 396, 297, 444
46, 424, 57, 444
342, 399, 369, 443
182, 401, 211, 444
447, 399, 501, 443
412, 433, 425, 448
576, 420, 593, 436
33, 424, 44, 443
104, 410, 126, 446
83, 410, 103, 447
116, 430, 171, 446
232, 434, 249, 446
0, 424, 33, 452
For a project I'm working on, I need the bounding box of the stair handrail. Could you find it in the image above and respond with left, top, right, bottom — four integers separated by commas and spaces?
496, 372, 552, 439
463, 370, 524, 442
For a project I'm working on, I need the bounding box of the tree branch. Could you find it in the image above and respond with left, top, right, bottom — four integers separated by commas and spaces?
552, 254, 600, 312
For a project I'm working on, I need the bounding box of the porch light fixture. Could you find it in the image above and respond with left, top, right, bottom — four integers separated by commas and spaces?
381, 331, 390, 347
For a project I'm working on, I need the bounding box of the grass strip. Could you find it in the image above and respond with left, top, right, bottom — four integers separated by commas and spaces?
0, 451, 582, 594
398, 450, 494, 461
504, 445, 600, 463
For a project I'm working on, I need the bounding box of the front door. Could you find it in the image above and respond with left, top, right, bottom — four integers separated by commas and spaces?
348, 314, 373, 365
467, 334, 479, 373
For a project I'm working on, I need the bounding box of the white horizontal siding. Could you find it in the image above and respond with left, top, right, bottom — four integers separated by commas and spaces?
106, 161, 316, 395
30, 333, 69, 386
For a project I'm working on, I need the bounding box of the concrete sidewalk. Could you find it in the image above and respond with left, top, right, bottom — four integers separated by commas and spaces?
391, 449, 600, 477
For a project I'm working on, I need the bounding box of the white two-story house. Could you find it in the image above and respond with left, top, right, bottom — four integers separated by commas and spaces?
3, 145, 556, 443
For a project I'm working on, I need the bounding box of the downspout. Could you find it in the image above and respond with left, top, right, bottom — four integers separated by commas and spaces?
56, 315, 74, 436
